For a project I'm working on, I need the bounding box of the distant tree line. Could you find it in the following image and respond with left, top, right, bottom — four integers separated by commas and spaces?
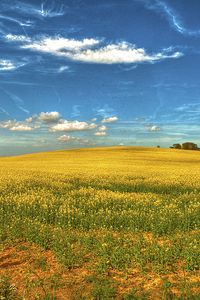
170, 142, 199, 150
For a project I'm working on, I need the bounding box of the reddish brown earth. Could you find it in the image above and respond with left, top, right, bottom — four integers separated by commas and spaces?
1, 242, 200, 299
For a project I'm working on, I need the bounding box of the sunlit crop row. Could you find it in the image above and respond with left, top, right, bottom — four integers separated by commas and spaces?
1, 147, 200, 234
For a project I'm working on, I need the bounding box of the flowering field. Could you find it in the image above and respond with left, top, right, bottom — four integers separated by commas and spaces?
0, 146, 200, 299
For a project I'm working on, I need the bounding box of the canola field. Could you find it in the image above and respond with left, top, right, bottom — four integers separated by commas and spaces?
0, 146, 200, 299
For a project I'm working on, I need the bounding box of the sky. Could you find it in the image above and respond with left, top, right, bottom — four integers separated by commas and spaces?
0, 0, 200, 155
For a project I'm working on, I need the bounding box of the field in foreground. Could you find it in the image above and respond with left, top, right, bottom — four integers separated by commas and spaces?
0, 146, 200, 299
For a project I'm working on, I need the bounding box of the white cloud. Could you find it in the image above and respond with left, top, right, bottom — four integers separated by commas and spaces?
102, 116, 118, 123
5, 34, 183, 65
38, 111, 61, 122
147, 125, 161, 132
98, 125, 107, 131
26, 117, 34, 123
95, 131, 107, 136
6, 34, 32, 43
22, 36, 100, 53
0, 120, 34, 131
0, 120, 16, 129
91, 117, 97, 122
71, 42, 182, 64
57, 135, 90, 144
10, 124, 33, 131
57, 135, 76, 142
95, 125, 108, 136
50, 120, 97, 132
0, 111, 98, 135
58, 65, 70, 73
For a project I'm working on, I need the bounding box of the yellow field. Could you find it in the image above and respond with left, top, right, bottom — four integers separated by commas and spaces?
0, 146, 200, 299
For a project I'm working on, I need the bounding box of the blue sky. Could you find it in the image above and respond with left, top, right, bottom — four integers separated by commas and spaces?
0, 0, 200, 155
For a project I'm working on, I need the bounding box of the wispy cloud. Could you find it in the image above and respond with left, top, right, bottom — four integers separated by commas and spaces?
150, 101, 200, 126
0, 107, 10, 116
170, 103, 200, 124
5, 34, 183, 64
71, 105, 81, 118
0, 59, 25, 71
0, 14, 33, 27
1, 0, 66, 19
1, 88, 30, 114
118, 65, 138, 72
141, 0, 200, 36
0, 80, 49, 87
17, 106, 30, 114
53, 88, 62, 104
94, 105, 116, 118
175, 103, 200, 114
39, 1, 66, 18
